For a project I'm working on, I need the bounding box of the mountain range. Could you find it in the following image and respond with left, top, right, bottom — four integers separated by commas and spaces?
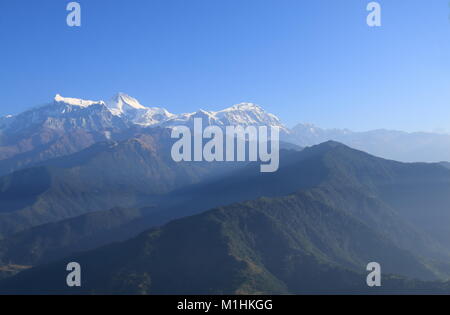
1, 93, 450, 178
1, 94, 450, 294
0, 93, 290, 176
292, 123, 450, 163
2, 191, 449, 294
2, 141, 450, 293
0, 128, 250, 238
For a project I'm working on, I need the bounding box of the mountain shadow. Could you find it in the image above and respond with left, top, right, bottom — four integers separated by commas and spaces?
1, 190, 448, 294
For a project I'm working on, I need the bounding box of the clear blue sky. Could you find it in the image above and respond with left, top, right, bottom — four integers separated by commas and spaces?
0, 0, 449, 132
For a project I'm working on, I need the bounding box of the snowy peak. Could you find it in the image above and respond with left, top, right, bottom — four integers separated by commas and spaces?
3, 94, 289, 135
154, 102, 288, 134
106, 93, 147, 115
54, 94, 104, 107
133, 107, 175, 126
50, 95, 285, 129
222, 102, 264, 112
104, 93, 176, 126
213, 102, 285, 129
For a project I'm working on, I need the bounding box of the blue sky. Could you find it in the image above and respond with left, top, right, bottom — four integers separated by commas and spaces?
0, 0, 449, 132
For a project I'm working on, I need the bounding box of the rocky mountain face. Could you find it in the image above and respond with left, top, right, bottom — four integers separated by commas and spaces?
2, 93, 450, 176
0, 94, 290, 176
0, 96, 133, 175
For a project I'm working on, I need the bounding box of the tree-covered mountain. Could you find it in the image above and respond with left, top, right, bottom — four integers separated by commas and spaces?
2, 141, 450, 293
1, 190, 449, 294
0, 128, 245, 237
0, 206, 154, 266
144, 141, 450, 260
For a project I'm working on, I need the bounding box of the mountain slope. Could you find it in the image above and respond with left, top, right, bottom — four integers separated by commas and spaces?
0, 191, 446, 294
105, 93, 175, 125
2, 141, 450, 289
0, 128, 244, 237
128, 142, 450, 272
0, 96, 132, 175
3, 141, 450, 264
158, 102, 289, 132
3, 94, 450, 172
0, 94, 291, 175
0, 206, 153, 266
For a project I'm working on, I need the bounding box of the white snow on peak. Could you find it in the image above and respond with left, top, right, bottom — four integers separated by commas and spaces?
18, 94, 287, 132
133, 107, 176, 126
221, 103, 263, 112
106, 93, 147, 116
54, 94, 104, 107
104, 93, 176, 126
210, 102, 286, 129
0, 114, 14, 130
154, 101, 288, 133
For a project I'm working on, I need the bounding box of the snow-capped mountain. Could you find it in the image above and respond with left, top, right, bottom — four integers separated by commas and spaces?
1, 93, 290, 138
105, 93, 176, 127
0, 93, 290, 175
105, 93, 288, 132
106, 93, 147, 115
0, 94, 128, 137
54, 94, 104, 108
216, 103, 283, 126
2, 93, 450, 175
0, 93, 287, 132
157, 102, 289, 134
0, 95, 130, 174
